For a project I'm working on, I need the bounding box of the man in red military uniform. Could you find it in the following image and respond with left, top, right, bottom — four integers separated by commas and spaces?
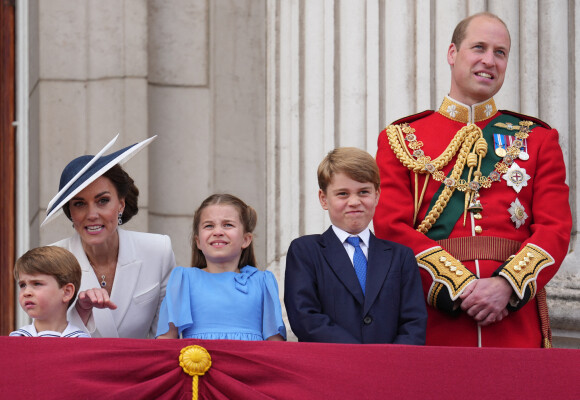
374, 12, 571, 347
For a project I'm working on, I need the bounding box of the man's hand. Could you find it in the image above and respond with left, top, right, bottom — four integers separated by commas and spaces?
460, 277, 512, 326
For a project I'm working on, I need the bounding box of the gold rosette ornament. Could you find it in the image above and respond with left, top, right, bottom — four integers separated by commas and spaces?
179, 345, 212, 400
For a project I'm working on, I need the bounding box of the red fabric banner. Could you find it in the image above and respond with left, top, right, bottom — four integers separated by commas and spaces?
1, 337, 579, 399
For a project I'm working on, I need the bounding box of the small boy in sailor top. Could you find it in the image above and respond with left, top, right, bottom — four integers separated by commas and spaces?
10, 246, 90, 338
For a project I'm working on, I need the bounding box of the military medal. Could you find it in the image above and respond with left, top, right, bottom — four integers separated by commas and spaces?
502, 162, 531, 193
508, 198, 528, 228
493, 134, 507, 157
507, 136, 529, 161
388, 119, 537, 234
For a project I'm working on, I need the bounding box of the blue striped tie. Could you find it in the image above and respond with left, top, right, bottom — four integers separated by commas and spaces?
346, 236, 367, 295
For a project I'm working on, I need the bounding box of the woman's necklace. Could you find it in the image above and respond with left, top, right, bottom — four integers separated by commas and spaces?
88, 259, 107, 287
87, 258, 116, 289
85, 241, 119, 290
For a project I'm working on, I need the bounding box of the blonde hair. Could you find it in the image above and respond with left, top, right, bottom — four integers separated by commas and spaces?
14, 246, 82, 308
317, 147, 380, 192
191, 194, 258, 269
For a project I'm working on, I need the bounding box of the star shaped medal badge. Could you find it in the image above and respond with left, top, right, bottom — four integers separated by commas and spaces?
508, 198, 528, 229
502, 162, 531, 193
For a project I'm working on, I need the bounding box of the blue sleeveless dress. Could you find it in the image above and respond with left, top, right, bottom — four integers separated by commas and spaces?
156, 266, 286, 340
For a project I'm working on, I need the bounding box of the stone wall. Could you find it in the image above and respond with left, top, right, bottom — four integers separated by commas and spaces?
33, 0, 269, 268
22, 0, 579, 345
265, 0, 580, 346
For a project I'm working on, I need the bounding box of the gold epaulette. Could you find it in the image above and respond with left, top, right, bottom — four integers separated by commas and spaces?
416, 246, 477, 301
498, 244, 554, 300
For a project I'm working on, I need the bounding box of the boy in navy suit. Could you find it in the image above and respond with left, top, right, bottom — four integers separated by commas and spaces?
284, 147, 427, 344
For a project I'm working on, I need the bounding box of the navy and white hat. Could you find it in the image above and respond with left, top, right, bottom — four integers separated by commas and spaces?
41, 134, 157, 227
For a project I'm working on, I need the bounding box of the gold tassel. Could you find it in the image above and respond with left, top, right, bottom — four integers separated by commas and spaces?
180, 345, 212, 400
463, 153, 478, 225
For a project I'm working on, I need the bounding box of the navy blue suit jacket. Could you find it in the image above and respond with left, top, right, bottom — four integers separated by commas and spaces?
284, 227, 427, 344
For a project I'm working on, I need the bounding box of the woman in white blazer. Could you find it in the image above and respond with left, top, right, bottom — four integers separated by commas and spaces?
42, 135, 176, 338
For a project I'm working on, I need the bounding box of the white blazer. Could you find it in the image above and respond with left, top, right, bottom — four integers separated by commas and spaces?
54, 228, 176, 338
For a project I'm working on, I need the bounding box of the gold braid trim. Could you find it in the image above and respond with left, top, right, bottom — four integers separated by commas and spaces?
386, 124, 483, 234
386, 124, 468, 173
499, 244, 554, 300
417, 247, 477, 301
536, 288, 553, 348
428, 282, 446, 307
416, 125, 482, 233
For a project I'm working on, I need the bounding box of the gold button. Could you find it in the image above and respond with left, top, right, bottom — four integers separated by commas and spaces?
474, 226, 483, 234
473, 213, 482, 220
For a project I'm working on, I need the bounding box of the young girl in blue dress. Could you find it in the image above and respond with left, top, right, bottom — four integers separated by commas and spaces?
156, 194, 286, 341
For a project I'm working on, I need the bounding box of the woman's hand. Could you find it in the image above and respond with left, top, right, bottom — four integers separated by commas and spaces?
75, 288, 118, 325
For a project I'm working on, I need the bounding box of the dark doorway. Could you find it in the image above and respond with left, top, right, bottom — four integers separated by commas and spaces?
0, 0, 16, 335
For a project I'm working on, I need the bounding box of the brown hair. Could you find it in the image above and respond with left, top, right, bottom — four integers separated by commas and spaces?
451, 12, 511, 50
62, 164, 140, 224
191, 194, 258, 269
317, 147, 380, 192
14, 246, 82, 308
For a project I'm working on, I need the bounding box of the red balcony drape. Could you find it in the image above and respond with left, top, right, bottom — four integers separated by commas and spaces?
1, 337, 579, 399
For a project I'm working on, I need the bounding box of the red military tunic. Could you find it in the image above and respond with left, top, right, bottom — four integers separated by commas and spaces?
374, 96, 571, 348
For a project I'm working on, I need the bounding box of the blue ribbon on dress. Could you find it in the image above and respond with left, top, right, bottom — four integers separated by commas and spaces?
234, 266, 258, 294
